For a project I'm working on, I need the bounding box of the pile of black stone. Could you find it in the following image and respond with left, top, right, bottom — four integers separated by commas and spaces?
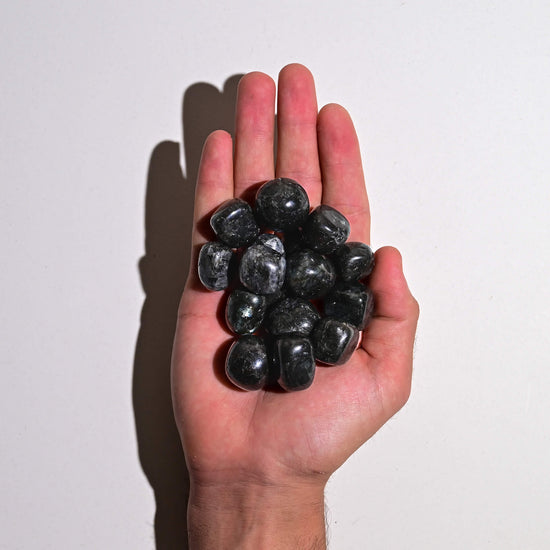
198, 178, 375, 392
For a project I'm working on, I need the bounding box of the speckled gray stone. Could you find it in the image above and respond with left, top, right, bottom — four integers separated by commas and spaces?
303, 205, 350, 254
311, 317, 359, 366
197, 241, 235, 291
225, 335, 268, 391
266, 297, 320, 337
239, 236, 286, 295
225, 289, 267, 335
334, 242, 375, 282
210, 198, 260, 248
286, 249, 336, 299
274, 337, 315, 392
255, 178, 310, 231
324, 281, 374, 330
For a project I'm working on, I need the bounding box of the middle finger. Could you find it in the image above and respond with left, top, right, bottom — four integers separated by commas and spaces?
275, 64, 323, 206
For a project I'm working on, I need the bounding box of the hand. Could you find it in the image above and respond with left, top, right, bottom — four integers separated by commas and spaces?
171, 64, 419, 549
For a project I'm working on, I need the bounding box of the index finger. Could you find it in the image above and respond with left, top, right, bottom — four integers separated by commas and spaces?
317, 103, 370, 244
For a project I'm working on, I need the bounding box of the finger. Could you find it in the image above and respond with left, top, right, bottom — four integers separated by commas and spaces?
234, 71, 276, 199
317, 103, 370, 244
276, 63, 322, 206
191, 130, 234, 247
362, 247, 419, 407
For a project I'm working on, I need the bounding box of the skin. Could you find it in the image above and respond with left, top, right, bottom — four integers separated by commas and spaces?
171, 64, 419, 549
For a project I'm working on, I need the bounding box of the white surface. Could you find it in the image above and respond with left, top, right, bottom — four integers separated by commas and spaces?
2, 2, 550, 548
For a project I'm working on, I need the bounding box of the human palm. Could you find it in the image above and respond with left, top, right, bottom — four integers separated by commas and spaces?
171, 64, 419, 489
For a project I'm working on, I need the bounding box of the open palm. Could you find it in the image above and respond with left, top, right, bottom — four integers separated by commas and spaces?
171, 64, 419, 490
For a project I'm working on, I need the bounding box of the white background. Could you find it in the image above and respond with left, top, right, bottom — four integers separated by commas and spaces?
2, 2, 549, 548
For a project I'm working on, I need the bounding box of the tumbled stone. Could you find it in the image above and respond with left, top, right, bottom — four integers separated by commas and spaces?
266, 297, 320, 337
311, 317, 359, 365
334, 242, 375, 282
286, 249, 336, 299
226, 335, 268, 391
239, 236, 286, 295
273, 337, 316, 392
255, 178, 310, 231
324, 281, 374, 330
303, 205, 350, 254
197, 241, 235, 291
210, 198, 260, 248
225, 289, 267, 335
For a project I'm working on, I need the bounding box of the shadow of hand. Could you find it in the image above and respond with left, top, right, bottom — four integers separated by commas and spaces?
132, 74, 243, 550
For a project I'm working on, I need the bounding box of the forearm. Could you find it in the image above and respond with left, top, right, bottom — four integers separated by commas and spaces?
187, 480, 327, 549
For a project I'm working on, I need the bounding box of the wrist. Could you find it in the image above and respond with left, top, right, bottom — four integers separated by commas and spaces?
188, 478, 327, 550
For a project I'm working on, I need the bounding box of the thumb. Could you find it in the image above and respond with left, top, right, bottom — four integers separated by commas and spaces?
362, 246, 419, 409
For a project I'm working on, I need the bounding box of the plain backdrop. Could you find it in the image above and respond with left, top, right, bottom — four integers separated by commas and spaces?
2, 2, 549, 549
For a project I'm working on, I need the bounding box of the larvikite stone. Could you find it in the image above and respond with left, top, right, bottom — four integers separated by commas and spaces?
303, 205, 350, 254
225, 289, 267, 335
266, 297, 320, 337
286, 249, 336, 299
255, 178, 310, 231
239, 235, 286, 295
210, 198, 260, 248
225, 335, 268, 391
311, 317, 359, 365
324, 281, 374, 330
197, 241, 235, 291
334, 242, 375, 282
273, 337, 315, 392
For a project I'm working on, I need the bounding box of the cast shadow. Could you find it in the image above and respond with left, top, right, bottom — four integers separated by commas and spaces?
132, 74, 243, 549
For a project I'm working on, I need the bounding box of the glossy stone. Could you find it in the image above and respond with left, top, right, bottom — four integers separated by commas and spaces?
255, 178, 310, 231
225, 335, 268, 391
197, 241, 235, 291
266, 297, 320, 337
324, 281, 374, 330
311, 317, 359, 365
286, 249, 336, 299
274, 337, 315, 392
225, 290, 267, 335
334, 242, 375, 282
239, 236, 286, 295
303, 205, 350, 254
210, 198, 260, 248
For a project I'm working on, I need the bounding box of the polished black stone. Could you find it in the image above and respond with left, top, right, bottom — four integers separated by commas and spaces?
303, 205, 350, 254
197, 241, 235, 291
324, 281, 374, 330
334, 242, 375, 282
255, 178, 310, 231
311, 317, 359, 365
225, 335, 268, 391
285, 249, 336, 299
239, 235, 286, 295
210, 198, 260, 248
266, 297, 320, 337
225, 289, 267, 335
274, 337, 315, 392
